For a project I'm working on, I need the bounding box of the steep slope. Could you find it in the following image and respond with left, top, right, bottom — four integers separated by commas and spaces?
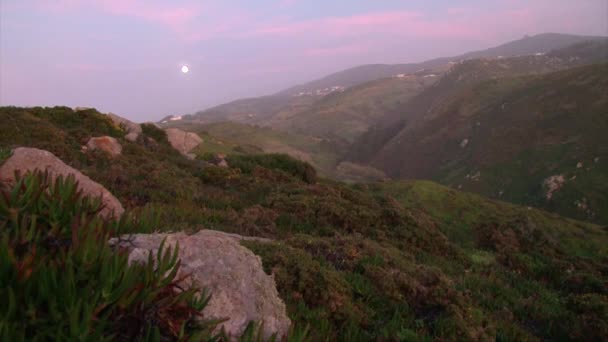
1, 106, 607, 340
348, 44, 607, 164
367, 63, 608, 224
268, 70, 441, 143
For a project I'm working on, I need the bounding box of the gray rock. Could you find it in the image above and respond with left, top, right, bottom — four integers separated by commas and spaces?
211, 153, 229, 168
543, 174, 565, 200
107, 113, 142, 142
86, 136, 122, 157
111, 230, 290, 339
165, 128, 203, 158
0, 147, 124, 219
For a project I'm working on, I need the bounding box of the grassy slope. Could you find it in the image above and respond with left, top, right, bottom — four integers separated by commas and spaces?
188, 73, 437, 145
269, 73, 439, 143
369, 63, 608, 224
1, 106, 607, 340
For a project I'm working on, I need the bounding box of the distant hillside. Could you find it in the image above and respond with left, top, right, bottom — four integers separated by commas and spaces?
360, 63, 608, 224
280, 33, 606, 96
348, 39, 608, 164
183, 33, 605, 137
268, 68, 444, 143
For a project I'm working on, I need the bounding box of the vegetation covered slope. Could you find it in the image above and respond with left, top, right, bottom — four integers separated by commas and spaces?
268, 71, 440, 143
348, 42, 608, 164
1, 106, 607, 341
360, 63, 608, 224
185, 71, 438, 145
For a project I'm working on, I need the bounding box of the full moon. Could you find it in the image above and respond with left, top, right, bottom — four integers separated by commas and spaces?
181, 65, 189, 74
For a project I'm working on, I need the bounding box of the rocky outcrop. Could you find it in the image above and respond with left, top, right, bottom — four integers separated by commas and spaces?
0, 147, 124, 219
111, 230, 290, 339
85, 136, 122, 157
544, 174, 565, 200
107, 113, 142, 142
210, 153, 229, 167
165, 128, 203, 159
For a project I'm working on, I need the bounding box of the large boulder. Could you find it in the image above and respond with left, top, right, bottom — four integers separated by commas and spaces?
165, 128, 202, 159
0, 147, 124, 219
111, 230, 291, 339
86, 136, 122, 157
107, 113, 142, 142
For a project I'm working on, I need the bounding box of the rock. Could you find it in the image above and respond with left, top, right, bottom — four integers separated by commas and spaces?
74, 106, 92, 112
207, 153, 229, 167
543, 174, 565, 200
165, 128, 203, 158
0, 147, 124, 219
86, 136, 122, 157
460, 138, 469, 148
111, 230, 290, 339
107, 113, 142, 142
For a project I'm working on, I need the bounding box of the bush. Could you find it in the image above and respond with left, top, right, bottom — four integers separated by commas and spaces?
227, 154, 317, 184
0, 171, 218, 341
141, 123, 170, 145
0, 147, 10, 165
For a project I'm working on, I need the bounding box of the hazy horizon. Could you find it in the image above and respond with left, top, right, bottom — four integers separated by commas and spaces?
1, 0, 607, 122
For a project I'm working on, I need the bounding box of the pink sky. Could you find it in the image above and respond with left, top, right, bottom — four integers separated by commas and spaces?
0, 0, 606, 121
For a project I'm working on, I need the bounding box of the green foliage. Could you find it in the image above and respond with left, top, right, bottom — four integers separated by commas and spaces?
0, 171, 219, 341
141, 123, 170, 145
227, 154, 317, 184
0, 147, 11, 165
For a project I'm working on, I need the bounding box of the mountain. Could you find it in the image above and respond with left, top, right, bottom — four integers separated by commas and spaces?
2, 105, 608, 341
180, 33, 605, 142
280, 33, 606, 96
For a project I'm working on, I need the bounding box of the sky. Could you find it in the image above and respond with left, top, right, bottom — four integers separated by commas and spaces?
1, 0, 606, 122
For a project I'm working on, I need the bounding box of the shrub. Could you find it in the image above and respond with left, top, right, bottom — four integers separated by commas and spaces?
0, 171, 219, 341
0, 147, 10, 165
141, 123, 170, 145
227, 154, 317, 184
